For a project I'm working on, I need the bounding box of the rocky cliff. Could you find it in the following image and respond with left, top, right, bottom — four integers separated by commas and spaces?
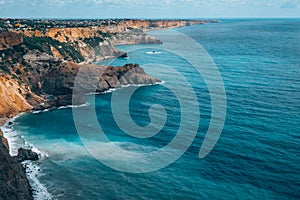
0, 130, 33, 200
0, 76, 36, 124
110, 29, 162, 45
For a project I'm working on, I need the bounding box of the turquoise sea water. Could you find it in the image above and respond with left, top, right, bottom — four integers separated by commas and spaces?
7, 19, 300, 199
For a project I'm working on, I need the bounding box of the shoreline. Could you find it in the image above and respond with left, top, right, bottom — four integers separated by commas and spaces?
1, 115, 53, 199
0, 80, 164, 199
0, 20, 198, 199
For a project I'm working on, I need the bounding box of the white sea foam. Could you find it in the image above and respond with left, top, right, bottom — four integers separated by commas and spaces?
32, 109, 51, 114
120, 81, 164, 88
101, 88, 117, 94
32, 103, 89, 114
22, 161, 53, 200
1, 115, 26, 156
1, 126, 21, 156
146, 51, 162, 55
86, 81, 164, 96
57, 103, 89, 110
23, 141, 49, 160
98, 81, 163, 94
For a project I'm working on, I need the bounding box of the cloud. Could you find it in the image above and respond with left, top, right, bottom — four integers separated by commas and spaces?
280, 0, 300, 8
1, 0, 299, 8
0, 0, 300, 18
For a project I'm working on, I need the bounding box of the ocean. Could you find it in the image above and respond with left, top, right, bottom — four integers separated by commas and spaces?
3, 19, 300, 199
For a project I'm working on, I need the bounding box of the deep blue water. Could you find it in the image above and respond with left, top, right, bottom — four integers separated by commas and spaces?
10, 19, 300, 199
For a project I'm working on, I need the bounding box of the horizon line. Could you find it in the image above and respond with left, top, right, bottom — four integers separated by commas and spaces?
1, 17, 300, 20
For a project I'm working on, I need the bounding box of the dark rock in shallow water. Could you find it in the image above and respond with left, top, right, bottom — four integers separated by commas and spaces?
15, 148, 39, 163
119, 52, 128, 58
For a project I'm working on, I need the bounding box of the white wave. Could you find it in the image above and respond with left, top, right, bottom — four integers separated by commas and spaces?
32, 103, 89, 114
146, 51, 162, 55
57, 103, 89, 110
84, 81, 164, 97
120, 81, 162, 88
101, 88, 117, 94
90, 81, 163, 95
23, 140, 49, 160
22, 161, 53, 200
32, 109, 50, 114
156, 80, 165, 85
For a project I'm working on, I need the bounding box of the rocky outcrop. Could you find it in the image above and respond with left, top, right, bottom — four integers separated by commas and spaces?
42, 63, 161, 106
14, 148, 39, 163
0, 32, 23, 50
0, 141, 33, 200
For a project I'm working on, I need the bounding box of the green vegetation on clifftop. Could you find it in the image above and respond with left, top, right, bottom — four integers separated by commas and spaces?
23, 36, 84, 62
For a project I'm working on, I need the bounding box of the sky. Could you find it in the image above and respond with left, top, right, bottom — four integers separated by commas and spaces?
0, 0, 299, 19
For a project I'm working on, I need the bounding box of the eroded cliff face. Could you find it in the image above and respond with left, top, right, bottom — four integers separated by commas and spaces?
110, 30, 162, 45
81, 40, 126, 62
0, 75, 38, 123
24, 27, 104, 43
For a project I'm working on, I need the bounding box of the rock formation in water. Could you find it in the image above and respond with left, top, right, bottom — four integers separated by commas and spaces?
14, 148, 39, 163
